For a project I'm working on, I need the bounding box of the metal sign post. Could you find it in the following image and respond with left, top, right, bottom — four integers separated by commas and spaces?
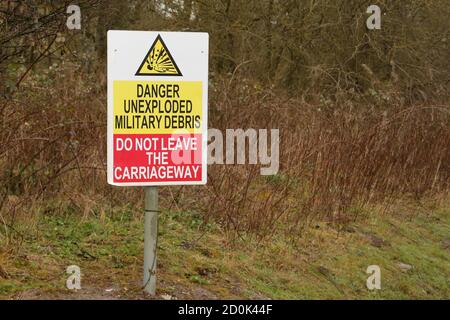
143, 186, 158, 295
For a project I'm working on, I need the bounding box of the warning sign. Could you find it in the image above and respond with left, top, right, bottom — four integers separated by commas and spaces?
107, 31, 208, 186
135, 35, 182, 76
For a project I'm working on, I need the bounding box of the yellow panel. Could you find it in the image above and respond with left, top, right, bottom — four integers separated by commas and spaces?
113, 80, 202, 134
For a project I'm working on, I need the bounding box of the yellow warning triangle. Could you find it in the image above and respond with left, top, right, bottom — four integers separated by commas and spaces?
135, 35, 182, 76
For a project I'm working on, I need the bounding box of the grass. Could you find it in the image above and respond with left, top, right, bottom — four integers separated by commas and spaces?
0, 200, 449, 299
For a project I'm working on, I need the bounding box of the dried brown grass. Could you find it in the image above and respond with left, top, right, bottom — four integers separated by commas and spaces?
1, 70, 449, 241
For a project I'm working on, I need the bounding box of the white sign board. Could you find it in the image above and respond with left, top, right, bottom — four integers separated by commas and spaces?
107, 31, 208, 186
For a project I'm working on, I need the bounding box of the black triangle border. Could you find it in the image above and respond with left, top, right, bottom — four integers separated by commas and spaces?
135, 34, 182, 76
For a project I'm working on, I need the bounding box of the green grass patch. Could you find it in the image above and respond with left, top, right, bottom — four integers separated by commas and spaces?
0, 203, 449, 299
